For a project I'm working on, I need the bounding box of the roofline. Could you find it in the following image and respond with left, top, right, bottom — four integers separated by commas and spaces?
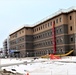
10, 6, 76, 35
9, 25, 32, 36
32, 6, 76, 27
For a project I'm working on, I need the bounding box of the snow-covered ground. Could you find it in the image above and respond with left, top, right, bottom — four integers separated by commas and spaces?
0, 57, 76, 75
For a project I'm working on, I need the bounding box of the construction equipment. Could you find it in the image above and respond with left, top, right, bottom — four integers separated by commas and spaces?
41, 50, 74, 58
55, 50, 74, 57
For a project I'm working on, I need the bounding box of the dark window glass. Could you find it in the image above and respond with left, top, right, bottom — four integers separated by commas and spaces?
53, 21, 55, 25
57, 29, 58, 33
45, 24, 47, 28
56, 19, 58, 23
48, 23, 49, 27
70, 16, 72, 20
37, 28, 38, 31
70, 26, 72, 31
60, 18, 61, 22
60, 28, 62, 32
71, 37, 73, 41
50, 22, 52, 26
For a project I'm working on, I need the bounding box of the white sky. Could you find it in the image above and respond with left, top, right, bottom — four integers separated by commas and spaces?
0, 0, 76, 48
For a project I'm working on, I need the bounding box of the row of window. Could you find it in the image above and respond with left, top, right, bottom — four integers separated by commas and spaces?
11, 24, 72, 39
34, 27, 63, 40
34, 49, 65, 56
34, 36, 74, 48
10, 37, 25, 45
11, 44, 25, 50
34, 25, 73, 41
33, 17, 62, 32
10, 34, 74, 46
11, 30, 24, 38
34, 38, 63, 48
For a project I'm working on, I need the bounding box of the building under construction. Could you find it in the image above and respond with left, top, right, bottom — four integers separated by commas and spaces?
9, 7, 76, 57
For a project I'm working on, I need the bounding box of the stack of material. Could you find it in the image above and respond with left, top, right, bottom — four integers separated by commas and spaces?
0, 69, 23, 75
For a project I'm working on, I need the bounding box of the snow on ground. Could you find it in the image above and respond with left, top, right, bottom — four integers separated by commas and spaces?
0, 57, 76, 75
0, 58, 32, 65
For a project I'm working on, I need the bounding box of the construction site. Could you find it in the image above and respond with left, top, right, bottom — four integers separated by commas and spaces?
1, 0, 76, 74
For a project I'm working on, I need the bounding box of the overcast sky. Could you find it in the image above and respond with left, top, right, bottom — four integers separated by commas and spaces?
0, 0, 76, 48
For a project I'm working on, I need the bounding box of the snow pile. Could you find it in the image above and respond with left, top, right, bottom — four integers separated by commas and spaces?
1, 57, 76, 75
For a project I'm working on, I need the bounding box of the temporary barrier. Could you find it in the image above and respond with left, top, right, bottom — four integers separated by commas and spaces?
26, 72, 29, 75
49, 54, 60, 59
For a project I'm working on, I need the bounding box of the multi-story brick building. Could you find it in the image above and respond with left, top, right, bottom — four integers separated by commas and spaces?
9, 7, 76, 57
9, 26, 33, 57
3, 37, 10, 57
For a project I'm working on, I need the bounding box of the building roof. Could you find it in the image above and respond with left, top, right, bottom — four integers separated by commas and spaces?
9, 24, 32, 35
10, 6, 76, 35
32, 6, 76, 27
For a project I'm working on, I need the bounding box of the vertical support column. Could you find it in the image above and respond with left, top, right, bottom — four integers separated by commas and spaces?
52, 21, 56, 54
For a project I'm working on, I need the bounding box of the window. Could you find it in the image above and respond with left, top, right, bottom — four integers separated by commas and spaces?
45, 24, 47, 28
19, 32, 21, 34
22, 45, 24, 48
22, 37, 24, 41
70, 16, 72, 20
51, 31, 52, 35
48, 41, 50, 45
57, 39, 59, 43
70, 26, 72, 31
60, 37, 63, 42
56, 19, 58, 23
71, 48, 73, 50
48, 23, 49, 27
22, 30, 24, 33
34, 29, 36, 32
71, 37, 73, 42
43, 25, 44, 28
56, 29, 58, 33
40, 34, 42, 38
61, 48, 64, 53
35, 29, 36, 32
39, 27, 40, 30
37, 28, 38, 31
19, 38, 21, 41
45, 33, 47, 36
53, 21, 55, 25
51, 41, 53, 44
43, 34, 44, 37
37, 36, 38, 39
60, 17, 62, 22
41, 26, 42, 29
48, 32, 50, 36
60, 28, 62, 32
39, 35, 40, 38
50, 22, 52, 26
46, 42, 47, 45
